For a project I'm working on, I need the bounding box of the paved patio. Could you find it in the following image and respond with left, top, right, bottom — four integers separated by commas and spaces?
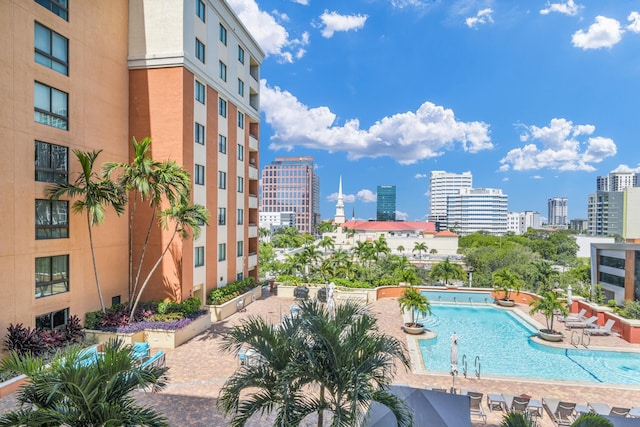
1, 294, 639, 426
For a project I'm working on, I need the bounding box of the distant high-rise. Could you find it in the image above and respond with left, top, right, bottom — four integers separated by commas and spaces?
376, 185, 396, 221
507, 211, 541, 235
428, 171, 472, 227
596, 171, 638, 192
588, 169, 640, 238
547, 197, 568, 226
261, 157, 320, 234
447, 188, 508, 236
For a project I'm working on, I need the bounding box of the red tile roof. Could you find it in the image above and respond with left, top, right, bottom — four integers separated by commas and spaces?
340, 221, 437, 233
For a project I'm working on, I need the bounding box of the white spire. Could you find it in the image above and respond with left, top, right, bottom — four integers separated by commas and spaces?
334, 175, 346, 224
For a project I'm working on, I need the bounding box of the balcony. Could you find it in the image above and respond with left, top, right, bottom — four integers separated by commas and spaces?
249, 134, 258, 151
248, 224, 258, 238
248, 164, 258, 180
248, 194, 258, 209
248, 253, 258, 268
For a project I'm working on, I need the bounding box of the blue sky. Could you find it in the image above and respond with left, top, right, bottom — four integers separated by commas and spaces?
228, 0, 640, 222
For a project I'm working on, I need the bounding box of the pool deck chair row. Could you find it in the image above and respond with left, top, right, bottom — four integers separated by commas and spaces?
565, 315, 598, 329
584, 319, 616, 336
558, 309, 587, 323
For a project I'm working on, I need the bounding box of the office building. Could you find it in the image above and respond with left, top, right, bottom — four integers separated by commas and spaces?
376, 185, 396, 221
507, 211, 541, 235
0, 0, 263, 336
446, 188, 508, 236
569, 219, 588, 233
260, 157, 320, 234
590, 243, 640, 304
547, 197, 568, 226
428, 171, 472, 227
259, 211, 296, 233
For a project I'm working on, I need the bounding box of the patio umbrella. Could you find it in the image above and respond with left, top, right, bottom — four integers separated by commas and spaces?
450, 332, 459, 392
326, 282, 336, 315
567, 285, 573, 309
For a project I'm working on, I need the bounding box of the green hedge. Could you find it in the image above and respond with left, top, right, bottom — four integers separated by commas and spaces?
329, 278, 374, 289
207, 278, 257, 305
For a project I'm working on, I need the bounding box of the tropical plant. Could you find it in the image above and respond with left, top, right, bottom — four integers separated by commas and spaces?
529, 291, 568, 334
621, 300, 640, 320
571, 412, 614, 427
398, 287, 431, 328
412, 242, 428, 260
218, 300, 411, 427
396, 245, 405, 255
493, 268, 524, 301
372, 236, 390, 260
318, 236, 335, 255
429, 258, 464, 286
0, 339, 169, 427
47, 149, 126, 313
500, 411, 539, 427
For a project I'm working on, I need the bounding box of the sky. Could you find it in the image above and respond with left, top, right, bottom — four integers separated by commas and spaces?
228, 0, 640, 222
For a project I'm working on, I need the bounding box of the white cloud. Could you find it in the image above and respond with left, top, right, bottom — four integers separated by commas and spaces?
466, 8, 494, 29
260, 80, 493, 165
532, 175, 543, 179
326, 192, 356, 203
611, 164, 640, 173
357, 189, 377, 203
291, 0, 308, 5
540, 0, 581, 16
228, 0, 309, 62
319, 11, 368, 38
415, 173, 427, 179
395, 211, 409, 221
627, 11, 640, 33
500, 118, 616, 172
572, 16, 623, 50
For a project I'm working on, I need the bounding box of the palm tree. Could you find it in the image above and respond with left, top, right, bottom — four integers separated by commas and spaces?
493, 268, 524, 302
47, 149, 126, 313
218, 300, 412, 427
572, 413, 614, 427
500, 411, 539, 427
259, 227, 271, 242
373, 236, 390, 260
398, 287, 431, 327
412, 242, 428, 260
396, 245, 405, 256
128, 198, 209, 320
529, 291, 567, 334
318, 236, 335, 255
0, 339, 168, 426
430, 258, 464, 286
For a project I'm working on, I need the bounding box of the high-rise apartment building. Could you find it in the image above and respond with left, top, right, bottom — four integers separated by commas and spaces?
588, 188, 640, 239
446, 188, 508, 236
428, 171, 472, 227
376, 185, 396, 221
1, 0, 263, 335
547, 197, 568, 226
260, 157, 320, 234
596, 170, 638, 192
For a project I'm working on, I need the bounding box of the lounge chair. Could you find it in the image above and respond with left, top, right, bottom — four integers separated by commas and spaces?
543, 397, 576, 426
565, 316, 598, 329
588, 402, 611, 415
468, 391, 487, 424
510, 395, 531, 414
610, 407, 631, 417
584, 319, 616, 336
132, 342, 150, 362
558, 309, 587, 323
140, 350, 165, 368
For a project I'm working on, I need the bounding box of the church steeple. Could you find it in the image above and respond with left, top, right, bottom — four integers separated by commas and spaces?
334, 176, 346, 225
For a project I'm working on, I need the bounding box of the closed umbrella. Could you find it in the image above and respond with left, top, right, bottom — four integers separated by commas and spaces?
567, 285, 573, 310
326, 282, 336, 315
450, 333, 459, 393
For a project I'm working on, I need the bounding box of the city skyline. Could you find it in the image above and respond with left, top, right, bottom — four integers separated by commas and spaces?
229, 0, 640, 221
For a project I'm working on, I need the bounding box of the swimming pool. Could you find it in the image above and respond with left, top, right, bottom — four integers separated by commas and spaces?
417, 305, 640, 385
422, 289, 493, 304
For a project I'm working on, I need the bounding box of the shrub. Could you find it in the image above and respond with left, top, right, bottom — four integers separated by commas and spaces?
63, 315, 85, 344
571, 412, 614, 427
4, 324, 47, 357
85, 310, 102, 330
148, 313, 184, 322
331, 278, 374, 289
275, 274, 299, 285
207, 278, 256, 305
620, 300, 640, 320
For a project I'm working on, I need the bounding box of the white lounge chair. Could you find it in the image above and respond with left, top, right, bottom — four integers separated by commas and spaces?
543, 398, 576, 426
558, 308, 587, 323
565, 315, 598, 329
584, 319, 616, 336
468, 391, 487, 424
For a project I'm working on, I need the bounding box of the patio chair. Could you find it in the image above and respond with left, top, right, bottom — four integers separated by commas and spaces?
140, 350, 165, 368
132, 342, 150, 362
587, 402, 611, 416
565, 316, 598, 329
468, 391, 487, 424
610, 407, 631, 417
558, 308, 587, 322
511, 396, 531, 414
543, 397, 576, 426
584, 319, 616, 336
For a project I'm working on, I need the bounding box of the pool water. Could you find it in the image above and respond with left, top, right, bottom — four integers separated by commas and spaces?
422, 290, 493, 304
417, 305, 640, 385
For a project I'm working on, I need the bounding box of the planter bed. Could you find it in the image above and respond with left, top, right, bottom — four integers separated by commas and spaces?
207, 286, 262, 322
84, 330, 145, 346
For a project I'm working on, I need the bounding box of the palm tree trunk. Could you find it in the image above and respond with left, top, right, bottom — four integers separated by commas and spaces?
128, 190, 138, 301
87, 212, 106, 313
131, 204, 158, 304
129, 225, 178, 321
317, 385, 324, 427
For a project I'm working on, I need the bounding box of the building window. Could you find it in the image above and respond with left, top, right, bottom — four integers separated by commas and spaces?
219, 61, 227, 82
35, 0, 68, 21
195, 246, 204, 267
194, 164, 205, 185
218, 207, 226, 225
36, 199, 68, 239
34, 81, 68, 130
218, 171, 226, 189
36, 308, 69, 330
35, 255, 69, 298
238, 46, 245, 64
195, 122, 205, 145
195, 80, 205, 104
237, 177, 244, 193
218, 243, 226, 261
218, 134, 227, 154
237, 111, 244, 129
237, 241, 244, 257
35, 141, 68, 183
237, 144, 244, 161
219, 98, 227, 117
34, 22, 68, 75
195, 38, 205, 63
112, 295, 121, 306
196, 0, 205, 22
237, 272, 244, 281
237, 208, 244, 225
238, 79, 244, 96
219, 24, 227, 45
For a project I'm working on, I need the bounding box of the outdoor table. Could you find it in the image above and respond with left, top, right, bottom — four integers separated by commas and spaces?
629, 407, 640, 418
487, 394, 506, 412
575, 404, 591, 415
528, 399, 543, 418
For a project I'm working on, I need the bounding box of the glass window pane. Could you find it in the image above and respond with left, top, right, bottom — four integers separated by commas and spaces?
34, 82, 50, 111
51, 89, 67, 116
34, 23, 49, 52
35, 257, 51, 284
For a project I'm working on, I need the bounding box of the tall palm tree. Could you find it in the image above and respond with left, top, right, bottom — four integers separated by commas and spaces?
0, 339, 168, 427
396, 245, 405, 256
318, 236, 335, 255
47, 149, 126, 313
373, 236, 390, 260
218, 300, 412, 427
128, 198, 209, 320
398, 287, 431, 327
430, 258, 464, 286
412, 242, 428, 260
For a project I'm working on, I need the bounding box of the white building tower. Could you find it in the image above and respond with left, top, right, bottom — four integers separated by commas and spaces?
334, 176, 346, 225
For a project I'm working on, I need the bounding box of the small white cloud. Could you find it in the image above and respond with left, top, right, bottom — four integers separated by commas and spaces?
327, 192, 356, 203
261, 80, 493, 165
611, 164, 640, 173
532, 175, 543, 179
502, 177, 509, 182
540, 0, 581, 16
396, 211, 409, 221
415, 173, 427, 179
319, 11, 368, 38
466, 8, 494, 29
572, 16, 623, 50
391, 0, 429, 8
357, 189, 377, 203
499, 118, 616, 172
291, 0, 308, 5
627, 11, 640, 33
